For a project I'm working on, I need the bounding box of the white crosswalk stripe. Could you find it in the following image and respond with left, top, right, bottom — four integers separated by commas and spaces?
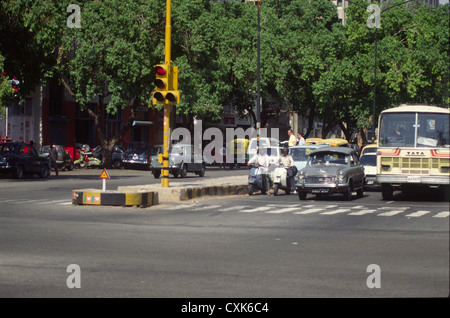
0, 198, 448, 218
433, 212, 450, 218
405, 211, 431, 217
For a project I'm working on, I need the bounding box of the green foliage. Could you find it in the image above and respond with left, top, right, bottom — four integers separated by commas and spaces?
1, 0, 448, 139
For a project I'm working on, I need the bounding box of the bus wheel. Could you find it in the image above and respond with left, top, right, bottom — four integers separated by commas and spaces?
381, 184, 393, 200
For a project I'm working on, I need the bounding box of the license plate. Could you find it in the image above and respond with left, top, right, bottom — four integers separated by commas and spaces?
312, 189, 329, 194
407, 176, 421, 183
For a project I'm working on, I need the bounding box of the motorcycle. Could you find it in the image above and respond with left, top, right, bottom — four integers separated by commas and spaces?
272, 165, 293, 196
248, 164, 272, 195
74, 150, 101, 168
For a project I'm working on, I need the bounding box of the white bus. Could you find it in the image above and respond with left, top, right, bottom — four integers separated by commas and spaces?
376, 104, 450, 200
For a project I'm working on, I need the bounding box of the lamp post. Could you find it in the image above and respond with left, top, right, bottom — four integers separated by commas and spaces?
346, 0, 412, 138
256, 0, 261, 148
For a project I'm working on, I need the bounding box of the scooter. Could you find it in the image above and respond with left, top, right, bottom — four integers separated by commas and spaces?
272, 165, 292, 196
248, 164, 272, 195
74, 150, 101, 168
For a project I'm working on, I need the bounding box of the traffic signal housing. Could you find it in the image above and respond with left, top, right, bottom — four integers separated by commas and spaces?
152, 64, 179, 105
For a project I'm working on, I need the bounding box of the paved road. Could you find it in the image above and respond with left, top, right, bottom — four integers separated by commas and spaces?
0, 167, 448, 301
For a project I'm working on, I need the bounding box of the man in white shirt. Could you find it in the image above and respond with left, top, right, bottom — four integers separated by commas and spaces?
297, 133, 305, 145
279, 147, 297, 193
247, 147, 271, 195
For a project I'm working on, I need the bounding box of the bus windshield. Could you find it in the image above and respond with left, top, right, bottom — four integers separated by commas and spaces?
379, 112, 449, 148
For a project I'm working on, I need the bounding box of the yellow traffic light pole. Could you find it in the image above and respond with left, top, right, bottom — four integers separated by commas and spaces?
162, 0, 172, 188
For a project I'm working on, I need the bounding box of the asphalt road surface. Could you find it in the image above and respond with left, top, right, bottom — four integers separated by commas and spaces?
0, 167, 448, 304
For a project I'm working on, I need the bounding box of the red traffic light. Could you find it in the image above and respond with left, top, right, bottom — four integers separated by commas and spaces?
154, 66, 166, 76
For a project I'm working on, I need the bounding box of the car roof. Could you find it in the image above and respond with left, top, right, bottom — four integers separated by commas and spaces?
289, 145, 327, 149
309, 146, 356, 155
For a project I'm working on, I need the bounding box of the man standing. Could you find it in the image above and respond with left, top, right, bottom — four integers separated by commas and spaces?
49, 144, 59, 176
297, 133, 305, 145
288, 129, 297, 147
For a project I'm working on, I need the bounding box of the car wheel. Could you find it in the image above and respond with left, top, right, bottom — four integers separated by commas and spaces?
381, 184, 393, 200
343, 184, 353, 201
356, 187, 363, 198
298, 192, 307, 200
40, 165, 49, 178
113, 159, 122, 169
180, 165, 187, 178
14, 166, 24, 179
153, 170, 161, 179
199, 164, 206, 177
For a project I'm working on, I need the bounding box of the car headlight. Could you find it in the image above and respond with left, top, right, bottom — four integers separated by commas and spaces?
338, 171, 345, 182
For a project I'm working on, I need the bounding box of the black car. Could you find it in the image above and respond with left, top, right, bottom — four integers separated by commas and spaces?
122, 142, 155, 169
0, 142, 50, 178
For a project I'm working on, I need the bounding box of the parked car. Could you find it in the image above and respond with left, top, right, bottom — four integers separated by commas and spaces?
296, 147, 364, 200
150, 143, 206, 178
93, 145, 124, 168
0, 142, 50, 178
359, 153, 379, 189
289, 145, 328, 173
40, 145, 74, 171
122, 142, 155, 170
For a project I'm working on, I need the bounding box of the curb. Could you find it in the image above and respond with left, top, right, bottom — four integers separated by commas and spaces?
72, 189, 158, 208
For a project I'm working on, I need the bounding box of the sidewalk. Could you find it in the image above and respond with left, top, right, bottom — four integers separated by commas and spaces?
72, 175, 248, 208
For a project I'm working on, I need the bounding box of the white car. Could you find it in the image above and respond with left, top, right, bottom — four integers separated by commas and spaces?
360, 153, 379, 188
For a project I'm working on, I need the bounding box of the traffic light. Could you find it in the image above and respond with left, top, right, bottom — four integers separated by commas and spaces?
153, 64, 169, 105
152, 64, 180, 105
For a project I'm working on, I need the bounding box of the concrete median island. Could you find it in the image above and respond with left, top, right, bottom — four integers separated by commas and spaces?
72, 175, 248, 208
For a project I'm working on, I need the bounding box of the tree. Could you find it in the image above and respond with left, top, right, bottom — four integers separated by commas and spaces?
51, 0, 164, 168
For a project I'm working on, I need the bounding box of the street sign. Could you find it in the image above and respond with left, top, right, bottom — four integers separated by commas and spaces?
99, 169, 110, 179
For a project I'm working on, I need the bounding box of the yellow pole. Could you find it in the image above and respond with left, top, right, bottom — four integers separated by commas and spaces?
162, 0, 172, 187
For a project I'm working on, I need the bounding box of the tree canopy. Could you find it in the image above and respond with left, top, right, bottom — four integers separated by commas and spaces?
1, 0, 448, 147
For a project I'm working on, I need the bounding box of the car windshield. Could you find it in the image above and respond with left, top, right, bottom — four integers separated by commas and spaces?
128, 143, 150, 152
290, 148, 315, 161
360, 155, 377, 166
0, 144, 15, 154
308, 152, 348, 166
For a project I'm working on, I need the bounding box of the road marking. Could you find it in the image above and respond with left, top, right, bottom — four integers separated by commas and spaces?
266, 207, 301, 214
165, 204, 198, 210
321, 208, 351, 215
239, 206, 273, 213
405, 211, 431, 217
348, 209, 377, 215
217, 206, 249, 212
377, 210, 406, 216
433, 212, 450, 218
194, 205, 222, 211
293, 208, 325, 215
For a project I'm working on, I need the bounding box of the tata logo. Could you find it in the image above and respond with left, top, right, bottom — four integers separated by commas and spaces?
405, 151, 425, 156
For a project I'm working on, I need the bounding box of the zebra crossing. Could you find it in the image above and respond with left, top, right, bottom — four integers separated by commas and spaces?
0, 197, 72, 206
162, 202, 449, 218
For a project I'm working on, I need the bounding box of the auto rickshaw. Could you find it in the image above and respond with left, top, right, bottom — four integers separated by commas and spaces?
226, 138, 249, 169
305, 138, 325, 145
322, 138, 348, 147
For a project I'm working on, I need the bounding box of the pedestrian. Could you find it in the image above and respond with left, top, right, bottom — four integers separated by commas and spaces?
288, 129, 297, 147
247, 147, 271, 195
297, 133, 305, 145
49, 144, 59, 176
279, 147, 297, 194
